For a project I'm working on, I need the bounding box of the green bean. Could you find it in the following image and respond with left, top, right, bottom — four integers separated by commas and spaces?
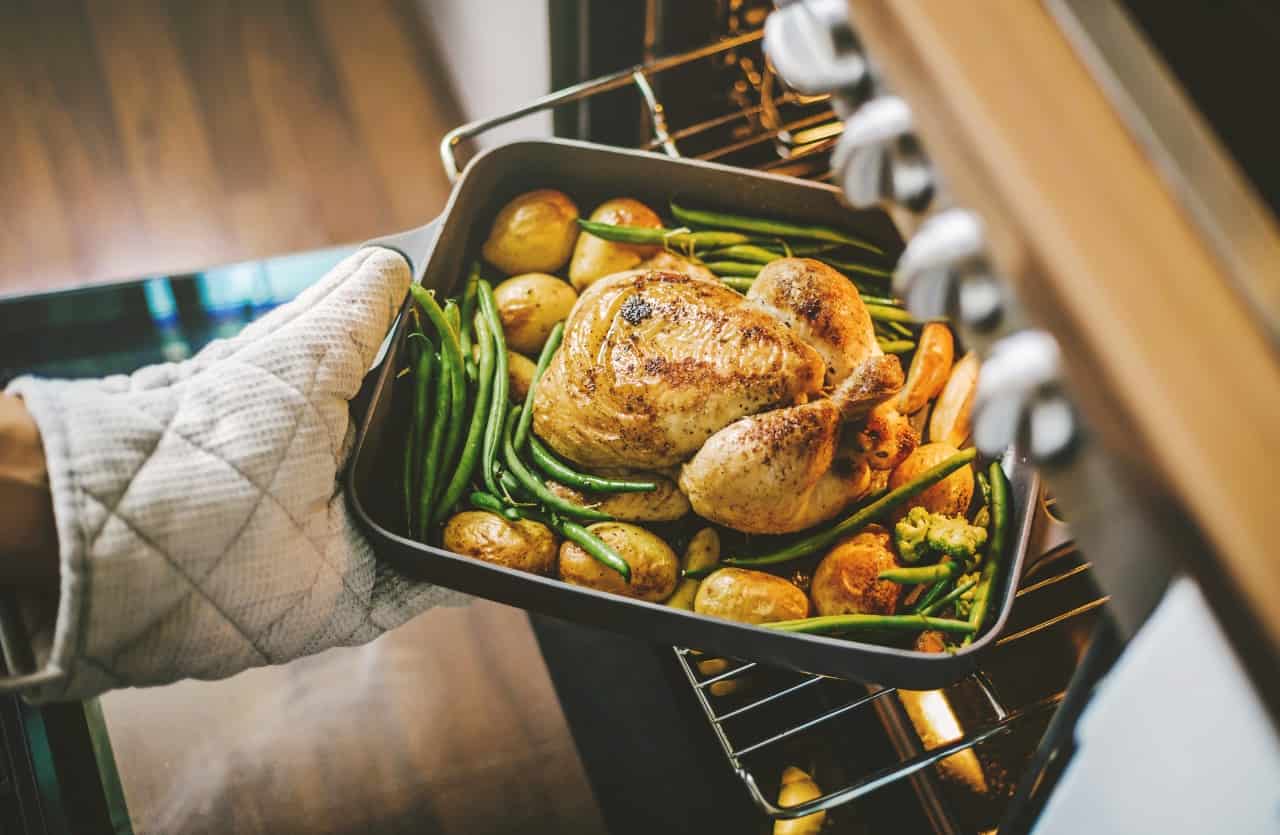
702, 244, 781, 265
417, 348, 451, 539
408, 285, 466, 496
439, 300, 465, 475
858, 294, 901, 307
502, 406, 613, 522
432, 315, 497, 525
476, 279, 508, 497
444, 299, 460, 336
550, 517, 631, 581
879, 560, 959, 584
866, 304, 920, 324
468, 491, 520, 521
877, 339, 916, 354
817, 257, 893, 279
577, 219, 750, 251
917, 578, 978, 617
758, 241, 842, 257
529, 435, 656, 494
888, 320, 914, 339
968, 461, 1011, 635
515, 321, 563, 451
725, 448, 977, 567
912, 577, 950, 613
670, 203, 884, 255
720, 277, 755, 293
459, 266, 480, 380
403, 331, 432, 534
764, 613, 975, 636
704, 261, 763, 278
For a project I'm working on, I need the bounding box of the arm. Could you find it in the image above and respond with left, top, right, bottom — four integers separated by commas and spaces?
0, 394, 58, 584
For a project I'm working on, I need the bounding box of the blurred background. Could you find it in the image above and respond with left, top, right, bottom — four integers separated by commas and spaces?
0, 0, 551, 298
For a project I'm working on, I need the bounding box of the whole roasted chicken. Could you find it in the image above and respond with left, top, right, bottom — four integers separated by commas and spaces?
532, 258, 914, 534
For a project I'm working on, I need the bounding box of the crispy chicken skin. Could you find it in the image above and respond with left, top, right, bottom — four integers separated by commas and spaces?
679, 373, 885, 534
747, 258, 883, 385
532, 270, 826, 468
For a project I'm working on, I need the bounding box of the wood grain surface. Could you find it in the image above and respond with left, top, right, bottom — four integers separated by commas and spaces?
101, 602, 607, 835
0, 0, 459, 296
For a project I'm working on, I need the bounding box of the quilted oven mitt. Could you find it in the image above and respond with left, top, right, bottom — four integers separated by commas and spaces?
4, 247, 464, 702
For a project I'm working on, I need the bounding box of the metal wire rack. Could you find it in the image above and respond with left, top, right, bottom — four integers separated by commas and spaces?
440, 29, 1114, 832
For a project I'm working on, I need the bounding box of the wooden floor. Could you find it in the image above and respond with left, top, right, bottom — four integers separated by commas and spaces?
0, 0, 460, 296
2, 3, 607, 832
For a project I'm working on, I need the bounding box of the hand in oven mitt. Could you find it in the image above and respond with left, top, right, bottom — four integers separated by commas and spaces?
4, 247, 465, 702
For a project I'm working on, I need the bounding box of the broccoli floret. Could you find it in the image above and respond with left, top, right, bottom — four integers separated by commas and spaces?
927, 515, 988, 560
893, 508, 988, 566
894, 506, 933, 564
954, 571, 981, 619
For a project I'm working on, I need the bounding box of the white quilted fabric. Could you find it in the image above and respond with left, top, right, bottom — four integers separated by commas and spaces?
6, 247, 464, 702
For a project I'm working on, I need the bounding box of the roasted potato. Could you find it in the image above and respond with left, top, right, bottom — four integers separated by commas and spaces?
810, 527, 901, 617
855, 400, 919, 471
481, 189, 580, 275
493, 273, 579, 355
546, 473, 690, 522
929, 351, 979, 448
889, 443, 974, 518
667, 527, 721, 610
507, 350, 538, 401
774, 767, 826, 835
443, 511, 558, 575
694, 568, 809, 625
558, 522, 679, 601
899, 322, 955, 415
569, 197, 663, 291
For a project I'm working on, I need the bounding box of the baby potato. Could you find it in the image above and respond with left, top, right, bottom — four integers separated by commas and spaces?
559, 522, 679, 602
810, 527, 900, 617
889, 442, 975, 518
481, 189, 580, 275
507, 350, 538, 401
569, 197, 663, 291
493, 273, 579, 355
694, 568, 809, 625
545, 472, 690, 522
443, 511, 558, 575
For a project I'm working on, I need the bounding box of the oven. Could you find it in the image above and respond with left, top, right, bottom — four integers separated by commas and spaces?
447, 2, 1278, 833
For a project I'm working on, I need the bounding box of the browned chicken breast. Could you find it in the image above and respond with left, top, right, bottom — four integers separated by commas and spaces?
747, 258, 883, 386
532, 270, 826, 468
679, 371, 889, 533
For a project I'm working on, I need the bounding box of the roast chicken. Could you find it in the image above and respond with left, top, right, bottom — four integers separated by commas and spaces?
532, 257, 909, 533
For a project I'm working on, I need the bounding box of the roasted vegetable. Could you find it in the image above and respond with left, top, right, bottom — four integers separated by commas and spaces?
773, 767, 825, 835
667, 527, 721, 610
443, 511, 558, 575
545, 474, 689, 522
670, 202, 884, 255
492, 273, 578, 356
894, 506, 988, 565
888, 443, 975, 519
568, 198, 663, 291
558, 522, 679, 601
899, 322, 954, 414
724, 447, 977, 568
515, 321, 563, 449
694, 568, 809, 624
929, 351, 979, 447
810, 527, 901, 617
506, 350, 538, 402
481, 189, 580, 275
968, 461, 1011, 634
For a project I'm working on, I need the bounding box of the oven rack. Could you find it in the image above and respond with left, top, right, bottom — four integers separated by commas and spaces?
438, 28, 1114, 829
672, 543, 1108, 822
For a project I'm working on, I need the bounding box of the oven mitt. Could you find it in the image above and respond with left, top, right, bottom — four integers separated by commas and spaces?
4, 247, 465, 702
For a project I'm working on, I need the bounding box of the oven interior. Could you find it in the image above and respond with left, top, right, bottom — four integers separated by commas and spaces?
445, 10, 1119, 833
